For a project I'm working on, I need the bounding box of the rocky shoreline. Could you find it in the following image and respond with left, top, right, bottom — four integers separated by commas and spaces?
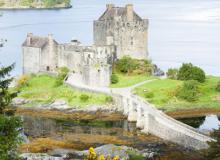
0, 4, 72, 10
20, 144, 158, 160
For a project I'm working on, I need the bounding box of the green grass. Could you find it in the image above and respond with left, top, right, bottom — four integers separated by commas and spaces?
16, 75, 110, 108
110, 73, 155, 88
133, 76, 220, 112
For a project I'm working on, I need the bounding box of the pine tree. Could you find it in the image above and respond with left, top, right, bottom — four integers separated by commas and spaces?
0, 63, 22, 160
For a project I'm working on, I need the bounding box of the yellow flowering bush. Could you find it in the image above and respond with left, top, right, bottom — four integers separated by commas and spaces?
16, 75, 30, 87
86, 147, 120, 160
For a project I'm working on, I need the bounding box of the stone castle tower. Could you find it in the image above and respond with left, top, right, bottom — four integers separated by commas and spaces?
94, 4, 149, 59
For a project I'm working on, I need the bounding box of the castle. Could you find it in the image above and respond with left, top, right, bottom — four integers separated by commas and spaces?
22, 4, 149, 87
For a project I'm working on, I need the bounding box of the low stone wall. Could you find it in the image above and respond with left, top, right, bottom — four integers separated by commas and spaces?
65, 75, 214, 150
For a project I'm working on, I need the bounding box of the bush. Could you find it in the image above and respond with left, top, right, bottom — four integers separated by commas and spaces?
166, 68, 178, 80
80, 94, 89, 102
177, 63, 206, 83
55, 67, 69, 87
115, 56, 138, 74
16, 75, 30, 87
176, 80, 200, 102
144, 91, 154, 98
216, 81, 220, 92
105, 96, 113, 103
111, 74, 119, 84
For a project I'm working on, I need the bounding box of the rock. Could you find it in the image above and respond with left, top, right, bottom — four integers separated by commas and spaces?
12, 98, 31, 106
20, 153, 63, 160
66, 144, 131, 160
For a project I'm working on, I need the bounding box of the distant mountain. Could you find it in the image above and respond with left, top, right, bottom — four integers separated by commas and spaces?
0, 0, 71, 9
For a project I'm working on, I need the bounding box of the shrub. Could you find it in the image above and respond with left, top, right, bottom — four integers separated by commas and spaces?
105, 96, 113, 103
115, 56, 138, 74
177, 80, 200, 102
111, 74, 119, 84
216, 81, 220, 92
166, 68, 178, 80
58, 67, 69, 79
55, 67, 69, 87
80, 94, 89, 102
177, 63, 206, 83
144, 91, 154, 98
16, 75, 30, 87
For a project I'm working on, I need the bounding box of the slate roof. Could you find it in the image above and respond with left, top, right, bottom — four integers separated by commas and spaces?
22, 36, 58, 49
98, 7, 142, 21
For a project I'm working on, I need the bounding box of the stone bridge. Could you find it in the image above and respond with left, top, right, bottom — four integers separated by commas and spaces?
65, 73, 214, 150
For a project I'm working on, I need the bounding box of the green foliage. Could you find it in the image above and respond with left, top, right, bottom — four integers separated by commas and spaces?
115, 56, 138, 74
0, 63, 17, 114
80, 94, 89, 102
215, 81, 220, 92
177, 63, 206, 83
0, 64, 22, 160
16, 75, 30, 88
20, 0, 34, 6
105, 96, 113, 103
205, 128, 220, 160
0, 115, 22, 160
176, 80, 200, 102
42, 0, 70, 7
111, 74, 119, 84
166, 68, 178, 80
55, 67, 69, 87
127, 150, 145, 160
144, 91, 154, 98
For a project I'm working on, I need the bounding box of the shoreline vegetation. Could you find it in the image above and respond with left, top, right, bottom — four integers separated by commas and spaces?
0, 0, 71, 9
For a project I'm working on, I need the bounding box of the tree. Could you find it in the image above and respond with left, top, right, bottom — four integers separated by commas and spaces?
166, 68, 178, 80
0, 64, 16, 113
0, 63, 22, 160
177, 63, 206, 83
176, 80, 200, 102
115, 56, 138, 74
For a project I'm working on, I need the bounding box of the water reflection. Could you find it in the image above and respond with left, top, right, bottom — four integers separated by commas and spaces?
199, 115, 220, 131
22, 115, 160, 150
178, 114, 220, 132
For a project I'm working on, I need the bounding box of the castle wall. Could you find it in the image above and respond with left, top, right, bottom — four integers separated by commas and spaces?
57, 45, 82, 72
82, 64, 111, 87
22, 47, 41, 74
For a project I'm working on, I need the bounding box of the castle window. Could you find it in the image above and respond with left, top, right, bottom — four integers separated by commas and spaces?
131, 37, 134, 45
46, 66, 50, 71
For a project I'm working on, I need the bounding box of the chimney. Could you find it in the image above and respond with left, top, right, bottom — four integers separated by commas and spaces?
27, 33, 33, 46
48, 34, 54, 61
106, 4, 114, 10
126, 4, 133, 21
48, 34, 53, 45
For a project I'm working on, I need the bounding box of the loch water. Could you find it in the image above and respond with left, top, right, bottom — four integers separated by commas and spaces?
1, 0, 220, 76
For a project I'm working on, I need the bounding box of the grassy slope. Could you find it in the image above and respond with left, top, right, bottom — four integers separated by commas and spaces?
133, 76, 220, 112
110, 73, 155, 88
17, 75, 109, 108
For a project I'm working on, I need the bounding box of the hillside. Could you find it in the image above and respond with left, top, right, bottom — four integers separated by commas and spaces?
0, 0, 71, 9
